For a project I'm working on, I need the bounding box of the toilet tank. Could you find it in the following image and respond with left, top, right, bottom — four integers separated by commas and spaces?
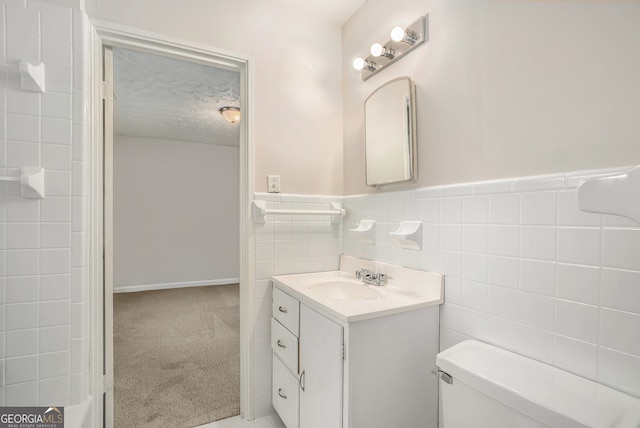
436, 340, 640, 428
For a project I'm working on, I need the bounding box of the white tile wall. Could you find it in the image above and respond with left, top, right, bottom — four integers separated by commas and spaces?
252, 193, 341, 417
0, 0, 89, 407
343, 165, 640, 400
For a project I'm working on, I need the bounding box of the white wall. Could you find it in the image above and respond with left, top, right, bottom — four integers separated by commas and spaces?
343, 0, 640, 194
86, 0, 344, 195
0, 0, 90, 407
113, 136, 239, 290
343, 165, 640, 401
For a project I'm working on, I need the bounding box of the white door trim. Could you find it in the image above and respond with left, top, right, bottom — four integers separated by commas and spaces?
87, 21, 255, 427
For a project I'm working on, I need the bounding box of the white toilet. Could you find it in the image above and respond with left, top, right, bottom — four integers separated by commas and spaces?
436, 340, 640, 428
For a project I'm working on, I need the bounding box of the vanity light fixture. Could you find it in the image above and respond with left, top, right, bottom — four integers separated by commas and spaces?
219, 106, 241, 123
370, 43, 396, 59
353, 15, 428, 81
352, 57, 379, 72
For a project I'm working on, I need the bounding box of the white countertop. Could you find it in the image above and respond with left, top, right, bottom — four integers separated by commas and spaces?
271, 256, 444, 323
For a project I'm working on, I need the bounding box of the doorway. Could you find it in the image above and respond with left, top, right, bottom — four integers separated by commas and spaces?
89, 25, 254, 428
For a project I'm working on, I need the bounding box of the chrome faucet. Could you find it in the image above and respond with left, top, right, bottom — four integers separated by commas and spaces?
355, 268, 386, 286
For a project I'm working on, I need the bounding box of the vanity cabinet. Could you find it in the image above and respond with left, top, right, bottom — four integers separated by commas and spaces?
272, 287, 343, 428
271, 283, 440, 428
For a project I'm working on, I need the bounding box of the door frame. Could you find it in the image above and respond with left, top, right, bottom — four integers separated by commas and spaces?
87, 21, 256, 427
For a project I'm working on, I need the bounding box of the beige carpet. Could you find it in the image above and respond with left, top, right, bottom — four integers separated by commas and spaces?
114, 284, 240, 428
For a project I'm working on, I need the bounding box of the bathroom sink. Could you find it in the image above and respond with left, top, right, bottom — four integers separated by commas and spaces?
306, 279, 387, 301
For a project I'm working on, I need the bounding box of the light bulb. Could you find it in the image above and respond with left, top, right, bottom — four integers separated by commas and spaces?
390, 27, 406, 42
352, 57, 365, 71
370, 43, 384, 57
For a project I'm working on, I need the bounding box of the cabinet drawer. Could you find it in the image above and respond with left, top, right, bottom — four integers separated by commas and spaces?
273, 354, 300, 428
271, 318, 299, 374
273, 286, 300, 336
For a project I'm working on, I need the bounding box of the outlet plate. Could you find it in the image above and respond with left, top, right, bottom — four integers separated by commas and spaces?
267, 175, 281, 193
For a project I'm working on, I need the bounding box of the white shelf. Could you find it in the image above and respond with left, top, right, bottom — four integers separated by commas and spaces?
252, 200, 345, 223
389, 221, 422, 249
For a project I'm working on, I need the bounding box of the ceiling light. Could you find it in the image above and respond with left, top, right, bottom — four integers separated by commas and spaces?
219, 106, 241, 123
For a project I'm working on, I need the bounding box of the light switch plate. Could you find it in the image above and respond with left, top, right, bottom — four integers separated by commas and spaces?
267, 175, 281, 193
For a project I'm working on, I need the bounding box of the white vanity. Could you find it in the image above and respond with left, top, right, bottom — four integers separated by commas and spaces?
270, 255, 443, 428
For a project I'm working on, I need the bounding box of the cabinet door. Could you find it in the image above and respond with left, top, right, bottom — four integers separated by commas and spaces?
299, 305, 343, 428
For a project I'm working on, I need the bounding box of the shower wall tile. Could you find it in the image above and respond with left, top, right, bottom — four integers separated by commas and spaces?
0, 0, 89, 407
342, 164, 640, 401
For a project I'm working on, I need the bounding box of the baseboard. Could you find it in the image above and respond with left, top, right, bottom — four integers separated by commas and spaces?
114, 278, 240, 293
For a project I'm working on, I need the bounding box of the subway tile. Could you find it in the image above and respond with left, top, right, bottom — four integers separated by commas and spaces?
44, 170, 71, 196
387, 201, 403, 222
43, 92, 72, 120
71, 232, 84, 268
6, 250, 39, 276
441, 251, 462, 278
441, 224, 462, 251
440, 197, 463, 223
489, 225, 519, 257
38, 1, 72, 43
42, 117, 72, 145
557, 227, 601, 266
460, 280, 488, 312
6, 302, 38, 330
7, 114, 39, 142
520, 259, 555, 296
518, 292, 554, 331
514, 323, 554, 364
463, 195, 489, 224
556, 300, 599, 344
40, 274, 70, 301
7, 140, 39, 167
7, 87, 40, 115
6, 6, 39, 63
420, 199, 440, 223
39, 351, 69, 379
39, 249, 70, 275
6, 197, 40, 222
444, 277, 462, 305
41, 197, 71, 222
44, 66, 72, 94
6, 329, 38, 357
490, 194, 521, 225
39, 376, 69, 406
42, 144, 71, 171
488, 256, 519, 289
597, 347, 640, 398
601, 268, 640, 314
6, 276, 38, 303
39, 325, 69, 353
463, 225, 488, 253
40, 300, 69, 327
600, 308, 640, 357
254, 241, 273, 261
557, 264, 600, 306
6, 223, 38, 249
70, 269, 84, 303
5, 382, 38, 406
6, 355, 38, 384
553, 335, 597, 380
462, 253, 488, 283
603, 229, 640, 271
520, 226, 556, 261
402, 199, 421, 220
520, 191, 556, 225
42, 38, 72, 68
41, 223, 70, 248
487, 285, 519, 321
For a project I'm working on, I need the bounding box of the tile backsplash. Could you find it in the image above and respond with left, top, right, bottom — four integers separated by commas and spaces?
0, 0, 90, 407
342, 165, 640, 400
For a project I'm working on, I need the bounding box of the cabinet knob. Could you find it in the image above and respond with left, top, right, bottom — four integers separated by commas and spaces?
278, 388, 287, 399
278, 306, 288, 314
277, 340, 286, 349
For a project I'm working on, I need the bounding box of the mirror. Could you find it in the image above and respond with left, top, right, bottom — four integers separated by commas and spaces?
365, 77, 417, 187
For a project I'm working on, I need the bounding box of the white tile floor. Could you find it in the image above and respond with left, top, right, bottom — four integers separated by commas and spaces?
197, 414, 285, 428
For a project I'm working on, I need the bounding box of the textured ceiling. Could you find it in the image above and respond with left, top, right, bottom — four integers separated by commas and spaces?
113, 47, 241, 147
